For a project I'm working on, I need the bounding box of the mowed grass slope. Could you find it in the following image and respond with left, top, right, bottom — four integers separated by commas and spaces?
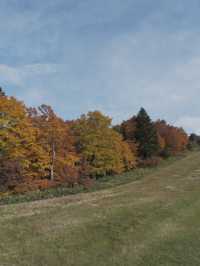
1, 151, 200, 266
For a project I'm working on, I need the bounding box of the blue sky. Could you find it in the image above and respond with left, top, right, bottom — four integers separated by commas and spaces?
1, 0, 200, 133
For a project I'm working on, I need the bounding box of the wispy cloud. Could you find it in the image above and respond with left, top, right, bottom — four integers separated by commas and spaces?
176, 116, 200, 134
0, 64, 59, 86
0, 63, 62, 108
0, 64, 22, 85
0, 0, 200, 132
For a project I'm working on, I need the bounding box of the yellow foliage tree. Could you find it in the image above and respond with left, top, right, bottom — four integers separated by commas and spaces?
72, 111, 137, 178
0, 93, 48, 191
28, 105, 79, 185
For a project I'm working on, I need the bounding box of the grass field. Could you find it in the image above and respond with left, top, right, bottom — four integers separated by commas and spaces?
1, 151, 200, 266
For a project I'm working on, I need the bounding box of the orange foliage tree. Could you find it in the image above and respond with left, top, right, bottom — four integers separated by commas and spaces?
0, 87, 189, 193
0, 91, 48, 192
155, 120, 188, 155
28, 105, 80, 187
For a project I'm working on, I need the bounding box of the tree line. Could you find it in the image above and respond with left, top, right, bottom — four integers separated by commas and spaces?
0, 88, 189, 193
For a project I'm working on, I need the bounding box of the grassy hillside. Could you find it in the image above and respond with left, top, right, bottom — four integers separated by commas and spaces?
1, 151, 200, 266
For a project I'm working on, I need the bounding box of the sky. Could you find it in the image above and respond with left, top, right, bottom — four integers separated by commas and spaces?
0, 0, 200, 133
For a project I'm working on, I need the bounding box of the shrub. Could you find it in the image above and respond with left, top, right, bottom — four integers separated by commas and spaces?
160, 148, 172, 158
79, 178, 94, 189
138, 157, 162, 168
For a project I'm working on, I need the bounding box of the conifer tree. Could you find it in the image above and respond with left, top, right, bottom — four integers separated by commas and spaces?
135, 108, 159, 159
0, 87, 5, 96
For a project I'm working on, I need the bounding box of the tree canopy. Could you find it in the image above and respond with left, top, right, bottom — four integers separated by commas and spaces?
0, 88, 189, 193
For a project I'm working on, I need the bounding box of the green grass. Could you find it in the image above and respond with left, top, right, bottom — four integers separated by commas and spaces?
1, 150, 200, 265
0, 153, 187, 205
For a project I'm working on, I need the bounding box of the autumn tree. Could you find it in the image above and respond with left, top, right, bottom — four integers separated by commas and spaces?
28, 105, 79, 185
156, 120, 188, 155
118, 116, 138, 156
120, 116, 137, 141
0, 91, 48, 192
0, 88, 190, 193
135, 108, 159, 159
72, 111, 136, 178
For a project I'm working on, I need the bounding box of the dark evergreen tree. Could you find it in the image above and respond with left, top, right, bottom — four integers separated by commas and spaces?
135, 108, 159, 159
0, 87, 5, 96
189, 133, 200, 145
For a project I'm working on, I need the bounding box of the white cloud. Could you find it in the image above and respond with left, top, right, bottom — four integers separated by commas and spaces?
0, 63, 60, 85
1, 1, 200, 126
0, 63, 62, 107
0, 64, 22, 85
175, 116, 200, 134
